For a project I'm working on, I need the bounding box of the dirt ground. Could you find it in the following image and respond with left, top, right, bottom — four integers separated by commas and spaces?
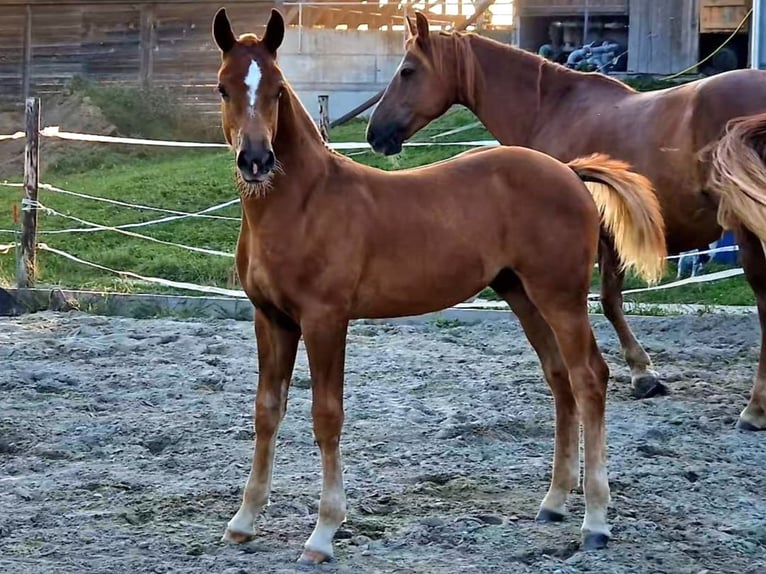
1, 310, 765, 574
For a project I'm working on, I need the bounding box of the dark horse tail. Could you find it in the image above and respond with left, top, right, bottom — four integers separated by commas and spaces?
708, 112, 766, 242
568, 153, 667, 284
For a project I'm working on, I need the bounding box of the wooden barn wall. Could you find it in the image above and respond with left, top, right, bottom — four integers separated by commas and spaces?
627, 0, 699, 74
0, 1, 276, 112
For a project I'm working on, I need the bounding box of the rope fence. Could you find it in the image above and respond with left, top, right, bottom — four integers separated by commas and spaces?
0, 97, 747, 303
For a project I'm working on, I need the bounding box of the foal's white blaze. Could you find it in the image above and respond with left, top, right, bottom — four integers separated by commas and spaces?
245, 60, 262, 115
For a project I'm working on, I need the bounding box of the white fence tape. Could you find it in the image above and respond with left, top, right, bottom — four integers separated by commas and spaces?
38, 204, 235, 258
0, 242, 16, 254
38, 200, 240, 235
40, 183, 240, 221
0, 131, 24, 141
38, 126, 498, 150
667, 244, 739, 260
586, 266, 744, 299
40, 126, 229, 148
38, 244, 246, 297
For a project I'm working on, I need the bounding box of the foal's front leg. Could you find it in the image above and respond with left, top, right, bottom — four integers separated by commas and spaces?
298, 316, 349, 564
223, 309, 301, 543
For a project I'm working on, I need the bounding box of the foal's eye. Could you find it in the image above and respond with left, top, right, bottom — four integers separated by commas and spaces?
400, 67, 415, 79
217, 83, 229, 100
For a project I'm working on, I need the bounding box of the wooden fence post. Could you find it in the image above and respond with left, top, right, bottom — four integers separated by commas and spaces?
318, 94, 330, 142
17, 97, 40, 289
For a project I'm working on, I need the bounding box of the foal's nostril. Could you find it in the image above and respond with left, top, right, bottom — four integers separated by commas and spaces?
261, 150, 275, 173
236, 150, 250, 173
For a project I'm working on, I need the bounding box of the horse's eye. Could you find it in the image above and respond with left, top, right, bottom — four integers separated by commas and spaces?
400, 67, 415, 79
217, 83, 229, 100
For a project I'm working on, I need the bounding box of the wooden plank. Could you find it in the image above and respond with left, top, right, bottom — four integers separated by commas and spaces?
22, 5, 31, 101
700, 0, 751, 33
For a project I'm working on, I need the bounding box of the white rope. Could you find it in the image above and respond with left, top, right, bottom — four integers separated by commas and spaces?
0, 131, 24, 141
40, 183, 240, 221
37, 244, 246, 297
0, 242, 17, 254
37, 204, 235, 258
38, 126, 499, 150
39, 201, 241, 235
0, 181, 24, 188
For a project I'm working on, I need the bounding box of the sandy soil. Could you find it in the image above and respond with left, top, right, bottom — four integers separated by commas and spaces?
1, 310, 765, 574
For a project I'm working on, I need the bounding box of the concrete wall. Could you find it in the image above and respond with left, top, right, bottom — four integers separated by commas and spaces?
278, 27, 406, 122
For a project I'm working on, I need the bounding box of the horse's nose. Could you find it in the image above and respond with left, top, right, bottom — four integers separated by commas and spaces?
236, 146, 275, 182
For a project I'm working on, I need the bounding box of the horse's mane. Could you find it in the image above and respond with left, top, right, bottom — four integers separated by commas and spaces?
432, 29, 634, 95
426, 30, 480, 107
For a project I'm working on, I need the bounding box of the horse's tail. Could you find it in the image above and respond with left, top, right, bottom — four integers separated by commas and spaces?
568, 153, 667, 284
708, 112, 766, 241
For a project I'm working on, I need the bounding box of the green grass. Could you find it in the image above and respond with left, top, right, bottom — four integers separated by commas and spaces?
0, 79, 753, 307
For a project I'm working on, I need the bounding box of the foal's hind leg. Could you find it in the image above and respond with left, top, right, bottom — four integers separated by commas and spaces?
545, 306, 611, 548
492, 275, 579, 521
599, 238, 666, 398
734, 227, 766, 431
520, 273, 611, 549
223, 309, 301, 542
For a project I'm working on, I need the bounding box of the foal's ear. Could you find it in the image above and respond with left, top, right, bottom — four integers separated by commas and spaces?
405, 14, 417, 37
415, 11, 430, 42
263, 8, 285, 55
213, 7, 236, 53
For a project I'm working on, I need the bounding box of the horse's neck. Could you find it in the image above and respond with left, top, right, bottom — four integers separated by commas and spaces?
467, 36, 544, 145
240, 87, 330, 221
467, 37, 630, 147
273, 87, 330, 175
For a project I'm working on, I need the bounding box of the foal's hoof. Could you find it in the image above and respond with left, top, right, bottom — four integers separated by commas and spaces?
535, 508, 565, 523
221, 528, 254, 544
581, 530, 609, 551
736, 418, 765, 432
631, 373, 668, 400
297, 548, 333, 565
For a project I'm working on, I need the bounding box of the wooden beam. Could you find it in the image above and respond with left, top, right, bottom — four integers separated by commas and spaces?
449, 0, 497, 31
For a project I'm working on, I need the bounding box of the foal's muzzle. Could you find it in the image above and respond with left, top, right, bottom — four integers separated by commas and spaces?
236, 143, 275, 183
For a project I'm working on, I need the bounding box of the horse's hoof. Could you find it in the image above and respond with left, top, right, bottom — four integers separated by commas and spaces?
632, 374, 668, 399
736, 418, 764, 432
297, 548, 333, 565
535, 508, 565, 523
221, 528, 254, 544
581, 530, 609, 550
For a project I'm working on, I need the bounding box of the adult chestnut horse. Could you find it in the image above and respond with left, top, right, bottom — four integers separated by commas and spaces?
212, 7, 665, 563
367, 12, 766, 430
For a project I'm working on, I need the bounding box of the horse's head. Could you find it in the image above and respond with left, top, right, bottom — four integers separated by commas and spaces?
213, 7, 285, 185
366, 12, 457, 156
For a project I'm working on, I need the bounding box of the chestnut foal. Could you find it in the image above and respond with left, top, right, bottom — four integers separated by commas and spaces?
212, 8, 666, 564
